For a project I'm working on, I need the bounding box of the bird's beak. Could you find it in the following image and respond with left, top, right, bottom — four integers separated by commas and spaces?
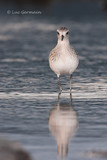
61, 35, 64, 41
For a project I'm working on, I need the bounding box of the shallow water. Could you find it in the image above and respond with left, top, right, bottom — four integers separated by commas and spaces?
0, 1, 107, 160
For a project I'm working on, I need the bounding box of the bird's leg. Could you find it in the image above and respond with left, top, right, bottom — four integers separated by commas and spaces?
57, 75, 62, 99
70, 74, 72, 95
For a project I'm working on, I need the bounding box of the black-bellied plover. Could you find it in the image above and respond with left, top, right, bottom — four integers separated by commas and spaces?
49, 27, 79, 96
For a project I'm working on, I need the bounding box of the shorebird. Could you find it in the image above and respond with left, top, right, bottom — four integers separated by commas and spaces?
49, 27, 79, 96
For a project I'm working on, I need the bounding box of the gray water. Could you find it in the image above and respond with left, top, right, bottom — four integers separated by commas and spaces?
0, 1, 107, 160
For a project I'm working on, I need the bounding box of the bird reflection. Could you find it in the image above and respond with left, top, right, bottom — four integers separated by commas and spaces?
49, 95, 78, 158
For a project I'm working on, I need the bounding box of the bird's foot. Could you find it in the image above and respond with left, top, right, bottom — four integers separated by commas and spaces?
58, 89, 62, 100
70, 92, 72, 99
70, 89, 72, 97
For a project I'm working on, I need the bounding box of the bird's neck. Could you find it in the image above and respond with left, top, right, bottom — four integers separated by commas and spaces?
57, 39, 70, 48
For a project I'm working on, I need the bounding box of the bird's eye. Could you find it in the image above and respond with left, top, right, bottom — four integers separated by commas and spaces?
57, 32, 59, 35
66, 32, 69, 35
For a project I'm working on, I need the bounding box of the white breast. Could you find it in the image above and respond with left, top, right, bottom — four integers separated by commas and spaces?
50, 46, 79, 76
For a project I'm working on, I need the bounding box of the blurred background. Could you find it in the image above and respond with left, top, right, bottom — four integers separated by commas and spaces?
0, 0, 107, 160
0, 0, 107, 10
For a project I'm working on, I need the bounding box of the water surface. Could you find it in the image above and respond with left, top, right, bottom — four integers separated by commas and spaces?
0, 1, 107, 160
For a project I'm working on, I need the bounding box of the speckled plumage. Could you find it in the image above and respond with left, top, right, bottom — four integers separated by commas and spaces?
49, 27, 79, 77
49, 27, 79, 94
49, 45, 79, 76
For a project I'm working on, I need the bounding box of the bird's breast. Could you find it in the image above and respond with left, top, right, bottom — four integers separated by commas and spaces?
49, 46, 79, 75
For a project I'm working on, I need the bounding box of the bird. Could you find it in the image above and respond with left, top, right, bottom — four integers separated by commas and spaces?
49, 27, 79, 96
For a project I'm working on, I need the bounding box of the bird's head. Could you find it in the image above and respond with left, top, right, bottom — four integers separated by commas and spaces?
57, 27, 69, 43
